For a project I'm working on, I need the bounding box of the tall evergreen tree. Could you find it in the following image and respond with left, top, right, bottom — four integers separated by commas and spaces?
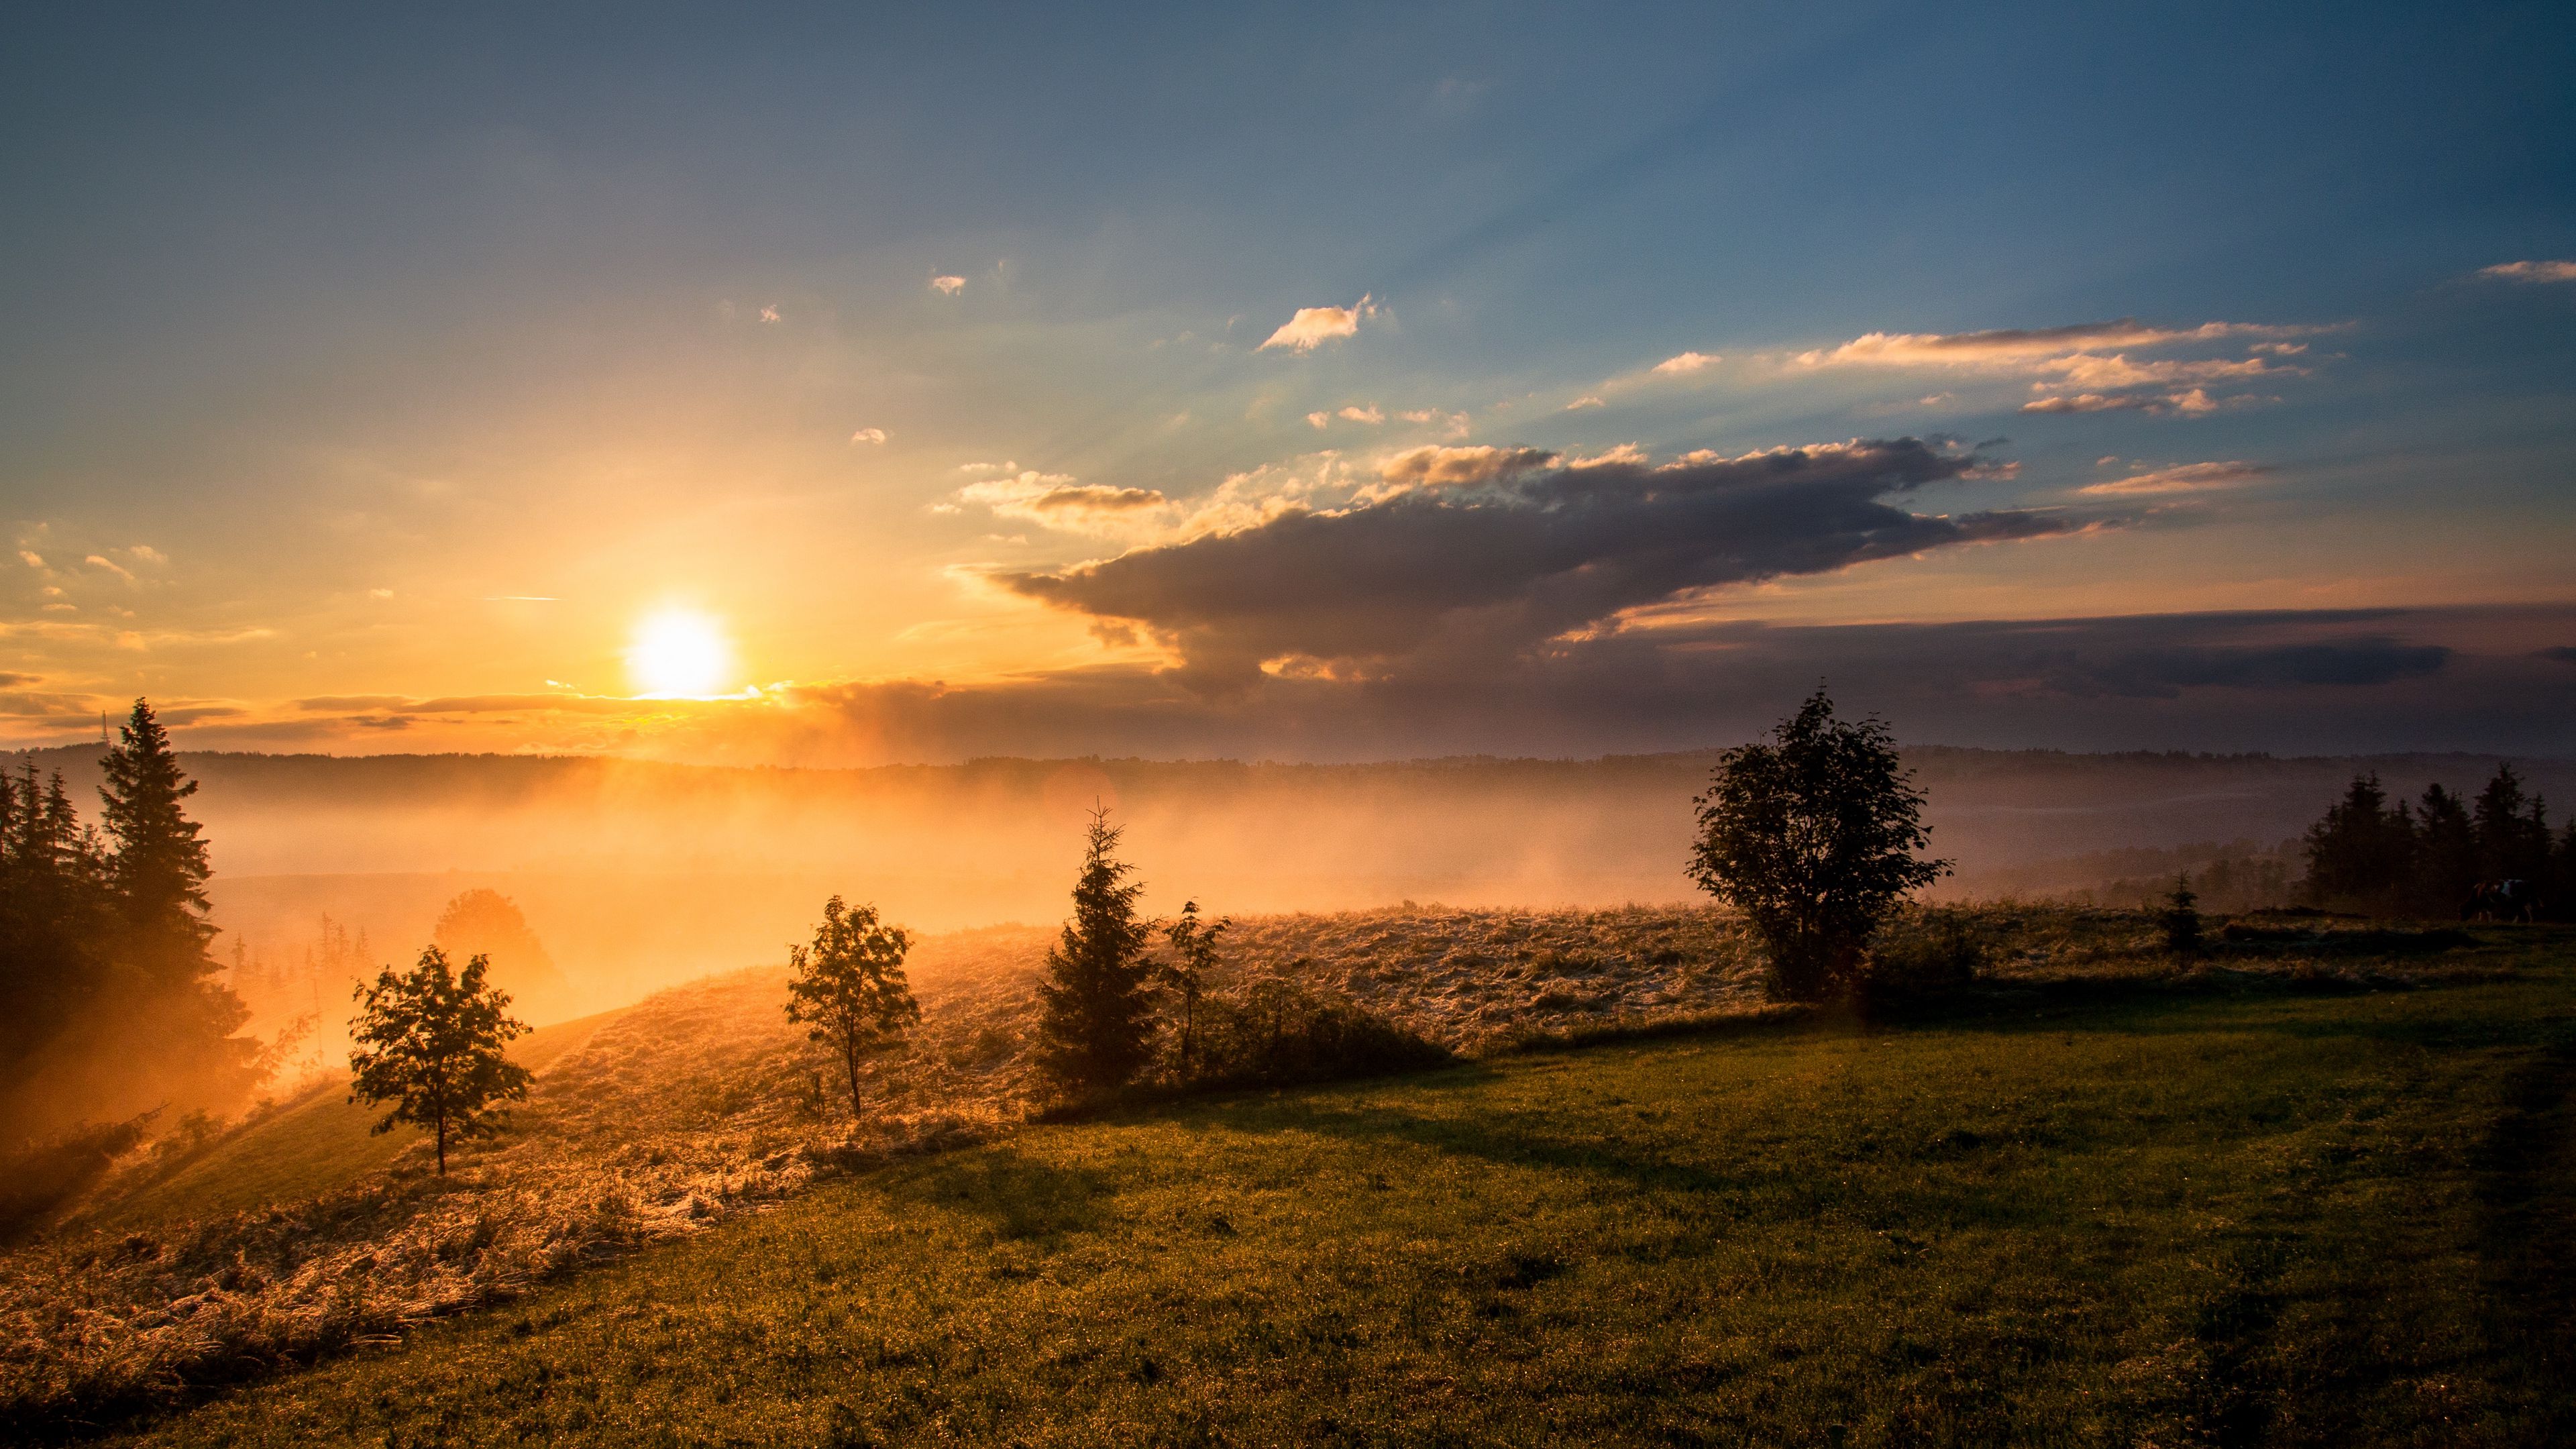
1034, 807, 1159, 1097
2302, 773, 2415, 912
2413, 783, 2479, 915
99, 698, 213, 955
2472, 764, 2553, 883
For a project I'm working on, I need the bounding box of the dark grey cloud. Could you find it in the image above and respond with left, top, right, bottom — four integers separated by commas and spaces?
2541, 645, 2576, 665
1002, 439, 2079, 686
644, 606, 2572, 766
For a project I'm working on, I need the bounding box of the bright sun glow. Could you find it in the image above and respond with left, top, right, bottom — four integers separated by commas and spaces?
628, 608, 733, 697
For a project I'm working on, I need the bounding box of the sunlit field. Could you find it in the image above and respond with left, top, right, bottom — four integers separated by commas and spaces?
5, 912, 2567, 1445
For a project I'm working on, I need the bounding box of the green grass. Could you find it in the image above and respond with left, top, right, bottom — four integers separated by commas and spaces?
105, 941, 2576, 1446
89, 1010, 619, 1231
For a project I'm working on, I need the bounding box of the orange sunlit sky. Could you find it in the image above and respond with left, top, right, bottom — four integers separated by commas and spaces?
5, 5, 2574, 764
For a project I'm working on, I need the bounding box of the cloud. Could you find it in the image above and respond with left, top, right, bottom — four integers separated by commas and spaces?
1652, 351, 1716, 375
84, 554, 136, 582
2022, 388, 2238, 416
1259, 295, 1375, 351
1375, 444, 1558, 490
1565, 396, 1605, 411
1000, 438, 2082, 686
959, 460, 1018, 475
2539, 645, 2576, 665
1305, 411, 1331, 429
759, 305, 781, 323
16, 551, 42, 568
368, 588, 394, 599
2479, 260, 2576, 284
930, 275, 966, 295
128, 545, 166, 565
850, 427, 888, 445
957, 472, 1169, 533
1798, 318, 2306, 368
1338, 405, 1384, 424
2078, 460, 2277, 496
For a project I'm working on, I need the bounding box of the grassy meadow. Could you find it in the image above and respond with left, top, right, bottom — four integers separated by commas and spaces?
62, 920, 2576, 1448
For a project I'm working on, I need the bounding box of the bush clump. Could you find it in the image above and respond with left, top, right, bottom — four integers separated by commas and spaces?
1862, 908, 1988, 1001
1175, 977, 1453, 1090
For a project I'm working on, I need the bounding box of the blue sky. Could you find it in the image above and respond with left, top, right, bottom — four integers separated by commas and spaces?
3, 2, 2572, 761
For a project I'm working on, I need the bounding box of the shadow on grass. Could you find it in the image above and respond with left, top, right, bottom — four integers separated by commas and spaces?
871, 1145, 1120, 1242
2473, 1038, 2576, 1441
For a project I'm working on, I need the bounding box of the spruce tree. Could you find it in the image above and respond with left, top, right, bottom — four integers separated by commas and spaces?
99, 698, 214, 952
1034, 807, 1159, 1097
348, 947, 532, 1174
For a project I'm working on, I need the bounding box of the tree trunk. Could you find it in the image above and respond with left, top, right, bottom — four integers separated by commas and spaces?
435, 1118, 447, 1175
843, 1039, 865, 1124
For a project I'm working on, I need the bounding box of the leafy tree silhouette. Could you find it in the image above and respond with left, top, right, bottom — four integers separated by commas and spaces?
1688, 688, 1947, 1003
1035, 806, 1159, 1097
784, 896, 921, 1123
348, 947, 531, 1174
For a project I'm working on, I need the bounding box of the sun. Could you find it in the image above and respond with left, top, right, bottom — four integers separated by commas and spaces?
628, 608, 733, 698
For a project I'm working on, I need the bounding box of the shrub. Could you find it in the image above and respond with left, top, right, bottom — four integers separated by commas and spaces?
1179, 977, 1452, 1090
1863, 908, 1988, 1000
0, 1113, 156, 1242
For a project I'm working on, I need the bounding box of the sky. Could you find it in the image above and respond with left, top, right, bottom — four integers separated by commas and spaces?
3, 1, 2573, 763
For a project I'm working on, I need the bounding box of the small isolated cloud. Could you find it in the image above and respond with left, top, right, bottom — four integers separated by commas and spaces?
85, 554, 136, 582
1307, 411, 1332, 429
1653, 351, 1716, 375
1338, 405, 1384, 424
1397, 409, 1472, 437
128, 545, 167, 565
2478, 260, 2576, 284
1260, 295, 1375, 352
959, 460, 1019, 475
759, 305, 782, 323
850, 427, 888, 445
930, 275, 966, 296
16, 551, 42, 568
1565, 396, 1605, 411
1377, 444, 1558, 490
369, 588, 394, 599
957, 472, 1169, 534
2079, 460, 2277, 496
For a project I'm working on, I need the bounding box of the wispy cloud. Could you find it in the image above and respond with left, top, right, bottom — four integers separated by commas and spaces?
2478, 260, 2576, 284
1564, 396, 1605, 411
2078, 460, 2277, 496
1797, 318, 2307, 367
957, 471, 1169, 533
1260, 295, 1376, 352
849, 427, 888, 445
1652, 351, 1716, 374
930, 275, 966, 295
85, 554, 136, 582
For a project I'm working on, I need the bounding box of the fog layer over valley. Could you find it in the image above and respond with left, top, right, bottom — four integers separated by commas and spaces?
17, 743, 2571, 1037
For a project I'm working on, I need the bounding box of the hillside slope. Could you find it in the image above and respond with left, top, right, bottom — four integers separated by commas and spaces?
103, 930, 2576, 1447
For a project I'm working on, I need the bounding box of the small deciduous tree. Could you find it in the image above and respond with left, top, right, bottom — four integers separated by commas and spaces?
1687, 688, 1948, 1003
1161, 900, 1228, 1077
1035, 807, 1159, 1097
784, 896, 921, 1122
347, 946, 531, 1174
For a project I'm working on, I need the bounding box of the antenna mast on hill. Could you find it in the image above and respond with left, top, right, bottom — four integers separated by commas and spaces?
99, 710, 108, 745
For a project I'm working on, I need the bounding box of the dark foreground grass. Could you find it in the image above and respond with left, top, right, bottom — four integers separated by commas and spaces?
102, 939, 2576, 1447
